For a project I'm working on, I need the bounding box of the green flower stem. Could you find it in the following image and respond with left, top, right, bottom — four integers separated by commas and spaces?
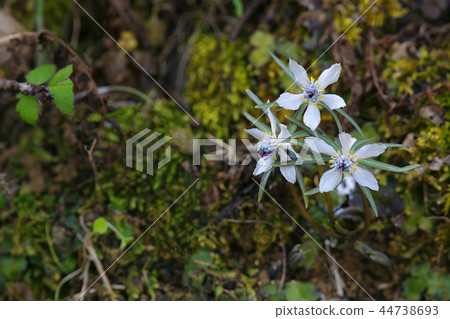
356, 185, 372, 241
316, 164, 335, 225
289, 184, 339, 238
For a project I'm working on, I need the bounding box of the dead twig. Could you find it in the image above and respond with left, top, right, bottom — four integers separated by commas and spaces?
78, 259, 91, 301
78, 213, 115, 299
84, 138, 101, 194
325, 240, 346, 298
0, 78, 54, 105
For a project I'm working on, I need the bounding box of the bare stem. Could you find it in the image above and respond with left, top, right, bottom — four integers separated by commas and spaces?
317, 164, 335, 224
0, 78, 54, 105
288, 183, 338, 238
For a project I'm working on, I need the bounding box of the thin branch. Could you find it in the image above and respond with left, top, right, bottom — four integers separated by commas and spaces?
78, 214, 115, 299
0, 78, 54, 105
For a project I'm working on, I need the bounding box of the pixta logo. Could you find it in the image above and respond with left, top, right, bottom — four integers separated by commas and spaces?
126, 129, 171, 176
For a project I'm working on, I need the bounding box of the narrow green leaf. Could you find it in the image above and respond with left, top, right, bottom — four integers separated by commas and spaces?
359, 159, 420, 172
335, 108, 365, 138
49, 64, 73, 86
244, 112, 270, 132
255, 102, 278, 109
269, 52, 297, 85
107, 102, 142, 117
350, 139, 377, 153
286, 115, 314, 135
295, 166, 309, 208
305, 186, 320, 196
245, 89, 263, 105
16, 94, 41, 125
26, 64, 56, 85
360, 186, 378, 217
258, 169, 272, 201
231, 0, 244, 17
315, 129, 339, 150
271, 157, 327, 166
319, 102, 342, 133
291, 139, 305, 147
288, 103, 308, 134
380, 143, 408, 148
291, 131, 310, 138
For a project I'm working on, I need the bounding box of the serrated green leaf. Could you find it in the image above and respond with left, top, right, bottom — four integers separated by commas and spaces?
244, 112, 270, 132
26, 64, 56, 84
295, 166, 308, 208
258, 169, 272, 201
359, 159, 420, 172
335, 108, 365, 138
49, 81, 74, 116
16, 94, 41, 125
49, 64, 73, 86
360, 186, 378, 217
305, 186, 320, 196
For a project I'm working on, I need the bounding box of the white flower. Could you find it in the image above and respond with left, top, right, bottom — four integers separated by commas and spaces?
276, 59, 346, 131
336, 176, 356, 198
244, 109, 298, 184
304, 132, 387, 192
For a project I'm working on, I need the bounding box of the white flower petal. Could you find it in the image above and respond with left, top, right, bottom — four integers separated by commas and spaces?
319, 169, 342, 192
278, 124, 291, 140
352, 167, 379, 191
336, 176, 356, 197
317, 63, 341, 89
304, 137, 335, 156
338, 132, 357, 155
280, 165, 296, 184
303, 103, 321, 131
289, 58, 308, 86
321, 94, 346, 110
253, 157, 274, 175
278, 150, 296, 184
286, 143, 299, 158
276, 92, 303, 110
267, 109, 277, 134
244, 128, 264, 139
354, 144, 387, 159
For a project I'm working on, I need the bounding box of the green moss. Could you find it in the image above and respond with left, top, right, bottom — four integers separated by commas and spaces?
185, 34, 255, 137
